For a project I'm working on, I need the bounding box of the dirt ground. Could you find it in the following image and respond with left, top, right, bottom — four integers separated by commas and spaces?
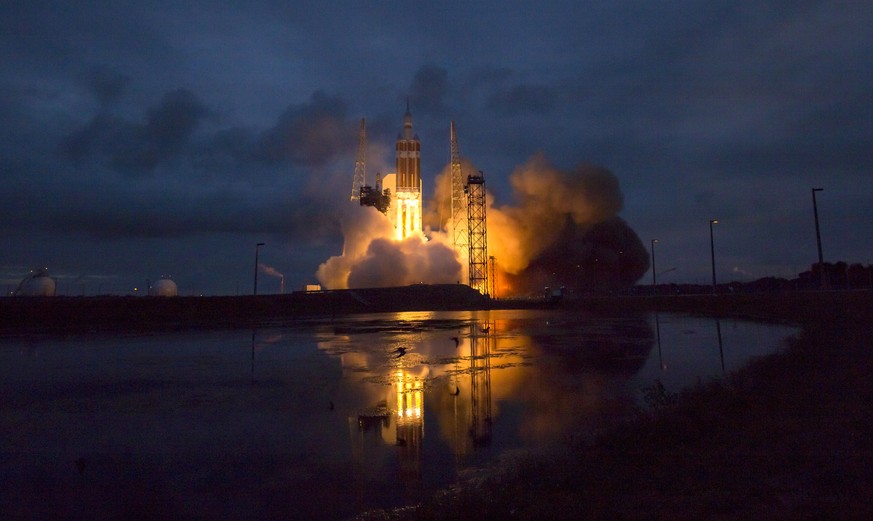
360, 292, 873, 520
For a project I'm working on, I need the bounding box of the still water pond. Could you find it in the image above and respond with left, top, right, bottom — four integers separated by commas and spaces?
1, 309, 795, 520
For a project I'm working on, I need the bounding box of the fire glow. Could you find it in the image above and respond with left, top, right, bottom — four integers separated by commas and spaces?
316, 112, 649, 296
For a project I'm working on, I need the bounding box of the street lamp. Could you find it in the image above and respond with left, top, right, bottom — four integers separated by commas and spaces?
709, 219, 718, 292
254, 242, 265, 295
650, 239, 658, 287
811, 188, 825, 288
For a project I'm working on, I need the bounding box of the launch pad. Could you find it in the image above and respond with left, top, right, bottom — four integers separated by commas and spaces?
352, 105, 489, 294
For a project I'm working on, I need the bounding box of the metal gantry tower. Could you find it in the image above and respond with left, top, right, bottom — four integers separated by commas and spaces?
465, 172, 488, 296
350, 118, 366, 201
450, 121, 468, 279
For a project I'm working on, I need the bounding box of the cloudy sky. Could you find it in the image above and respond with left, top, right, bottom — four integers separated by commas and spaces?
2, 0, 871, 295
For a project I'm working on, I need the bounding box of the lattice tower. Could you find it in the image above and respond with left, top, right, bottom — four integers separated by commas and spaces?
466, 172, 489, 295
450, 121, 468, 279
350, 118, 366, 201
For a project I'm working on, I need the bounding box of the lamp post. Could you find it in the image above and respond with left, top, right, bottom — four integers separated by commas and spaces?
254, 242, 265, 295
709, 219, 718, 292
650, 239, 658, 287
811, 188, 825, 288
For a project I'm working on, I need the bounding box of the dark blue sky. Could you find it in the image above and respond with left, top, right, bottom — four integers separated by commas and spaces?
2, 0, 871, 295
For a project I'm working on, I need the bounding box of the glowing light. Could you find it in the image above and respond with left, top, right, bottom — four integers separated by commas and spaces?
392, 189, 423, 241
395, 369, 424, 424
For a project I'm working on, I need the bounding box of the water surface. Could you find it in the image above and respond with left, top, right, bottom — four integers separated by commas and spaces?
0, 309, 795, 520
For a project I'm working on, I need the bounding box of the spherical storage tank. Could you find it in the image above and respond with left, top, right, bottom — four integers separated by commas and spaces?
150, 278, 178, 297
19, 273, 56, 296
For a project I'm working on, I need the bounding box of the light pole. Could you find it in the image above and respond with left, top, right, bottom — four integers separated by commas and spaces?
254, 242, 265, 295
709, 219, 718, 292
650, 239, 658, 287
811, 188, 825, 288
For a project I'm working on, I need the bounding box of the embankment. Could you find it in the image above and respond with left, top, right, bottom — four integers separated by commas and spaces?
364, 291, 873, 520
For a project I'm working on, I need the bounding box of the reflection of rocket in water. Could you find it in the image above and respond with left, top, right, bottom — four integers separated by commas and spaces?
394, 370, 424, 483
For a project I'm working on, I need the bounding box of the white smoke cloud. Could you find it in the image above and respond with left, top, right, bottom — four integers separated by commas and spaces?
315, 205, 462, 289
258, 263, 283, 278
317, 151, 636, 294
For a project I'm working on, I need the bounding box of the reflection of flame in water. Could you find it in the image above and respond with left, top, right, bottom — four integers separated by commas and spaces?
395, 370, 423, 424
394, 369, 424, 484
315, 312, 530, 489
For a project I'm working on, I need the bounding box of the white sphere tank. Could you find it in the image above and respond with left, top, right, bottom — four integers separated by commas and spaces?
20, 274, 56, 296
150, 279, 178, 297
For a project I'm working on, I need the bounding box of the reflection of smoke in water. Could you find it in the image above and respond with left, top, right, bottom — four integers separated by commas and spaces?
317, 153, 648, 294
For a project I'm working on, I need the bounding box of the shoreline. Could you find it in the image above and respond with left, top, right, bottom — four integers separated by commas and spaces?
2, 284, 870, 334
4, 288, 871, 518
362, 291, 873, 520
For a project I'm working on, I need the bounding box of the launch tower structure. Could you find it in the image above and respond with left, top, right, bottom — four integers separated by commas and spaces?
450, 121, 468, 281
465, 172, 489, 296
350, 118, 367, 201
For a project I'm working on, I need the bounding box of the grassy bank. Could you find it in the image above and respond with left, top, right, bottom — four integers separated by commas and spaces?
363, 292, 873, 520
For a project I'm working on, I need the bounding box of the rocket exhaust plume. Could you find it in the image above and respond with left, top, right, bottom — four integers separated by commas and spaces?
318, 107, 646, 295
316, 205, 462, 289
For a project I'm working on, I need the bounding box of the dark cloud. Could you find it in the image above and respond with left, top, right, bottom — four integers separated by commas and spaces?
408, 64, 450, 116
88, 67, 129, 106
487, 84, 557, 116
62, 114, 132, 165
62, 88, 209, 173
13, 179, 339, 242
256, 90, 352, 166
192, 126, 259, 173
1, 1, 871, 294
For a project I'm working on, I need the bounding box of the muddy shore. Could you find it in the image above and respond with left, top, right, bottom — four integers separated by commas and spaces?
360, 291, 873, 520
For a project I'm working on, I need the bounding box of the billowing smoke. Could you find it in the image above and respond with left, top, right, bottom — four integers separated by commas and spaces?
428, 153, 648, 295
319, 150, 647, 294
487, 154, 648, 294
316, 205, 462, 289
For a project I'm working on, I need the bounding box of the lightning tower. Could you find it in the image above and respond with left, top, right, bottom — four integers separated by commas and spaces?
450, 121, 468, 281
350, 118, 366, 201
466, 172, 489, 295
